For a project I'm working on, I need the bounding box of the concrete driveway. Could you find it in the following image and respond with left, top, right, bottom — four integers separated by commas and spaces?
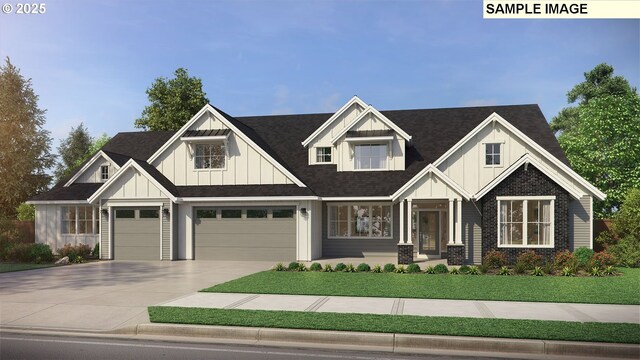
0, 260, 272, 332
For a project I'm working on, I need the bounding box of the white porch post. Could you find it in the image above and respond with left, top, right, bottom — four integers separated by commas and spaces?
398, 200, 405, 244
406, 199, 413, 244
455, 198, 463, 244
448, 199, 454, 245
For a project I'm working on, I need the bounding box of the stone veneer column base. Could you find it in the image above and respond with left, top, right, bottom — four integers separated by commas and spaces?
397, 243, 414, 265
447, 244, 465, 265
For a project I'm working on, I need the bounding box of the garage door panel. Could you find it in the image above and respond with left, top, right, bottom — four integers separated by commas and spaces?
197, 234, 295, 248
115, 246, 159, 261
114, 234, 159, 247
196, 221, 294, 235
195, 246, 296, 261
115, 221, 159, 234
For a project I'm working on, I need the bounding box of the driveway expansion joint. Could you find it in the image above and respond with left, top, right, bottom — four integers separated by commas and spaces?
224, 294, 260, 309
304, 296, 329, 312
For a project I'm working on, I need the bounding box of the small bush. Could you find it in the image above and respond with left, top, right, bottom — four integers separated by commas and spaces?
590, 252, 616, 269
92, 243, 100, 258
30, 243, 53, 263
424, 265, 435, 274
16, 203, 35, 221
288, 261, 301, 271
394, 265, 407, 274
589, 267, 602, 277
356, 263, 370, 272
554, 250, 575, 269
273, 262, 286, 271
344, 263, 356, 273
498, 266, 511, 276
406, 263, 421, 273
561, 266, 575, 277
383, 263, 396, 273
483, 250, 506, 268
73, 255, 84, 264
603, 266, 617, 276
5, 243, 33, 262
58, 243, 92, 262
371, 264, 382, 273
297, 263, 308, 272
323, 264, 334, 272
335, 263, 347, 272
433, 264, 448, 274
449, 267, 459, 275
309, 262, 323, 271
542, 261, 555, 275
467, 266, 480, 275
479, 263, 490, 274
608, 235, 640, 268
513, 261, 527, 275
574, 247, 595, 269
516, 250, 543, 270
458, 265, 470, 274
531, 266, 544, 276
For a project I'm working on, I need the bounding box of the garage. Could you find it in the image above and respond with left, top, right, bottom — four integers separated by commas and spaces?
113, 208, 161, 260
194, 207, 296, 261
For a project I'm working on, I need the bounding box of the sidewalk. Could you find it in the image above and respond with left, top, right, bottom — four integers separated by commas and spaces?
159, 292, 640, 324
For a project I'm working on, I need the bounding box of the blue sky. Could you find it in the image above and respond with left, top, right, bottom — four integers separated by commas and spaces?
1, 0, 638, 149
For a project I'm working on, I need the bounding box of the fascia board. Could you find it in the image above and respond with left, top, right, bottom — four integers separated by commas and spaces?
391, 165, 470, 201
330, 106, 412, 144
301, 96, 367, 147
177, 196, 320, 202
63, 151, 120, 187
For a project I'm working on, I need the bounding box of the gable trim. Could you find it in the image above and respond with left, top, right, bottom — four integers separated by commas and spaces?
301, 96, 368, 147
64, 151, 121, 187
88, 159, 178, 203
330, 106, 412, 144
473, 154, 583, 200
147, 104, 307, 188
433, 112, 606, 201
391, 164, 471, 201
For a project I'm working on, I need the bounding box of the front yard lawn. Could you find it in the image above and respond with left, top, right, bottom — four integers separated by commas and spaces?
203, 268, 640, 305
148, 307, 640, 344
0, 262, 57, 273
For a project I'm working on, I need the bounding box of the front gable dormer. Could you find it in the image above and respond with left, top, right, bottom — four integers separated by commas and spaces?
64, 150, 121, 186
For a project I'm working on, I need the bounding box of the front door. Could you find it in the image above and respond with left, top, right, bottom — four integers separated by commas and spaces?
418, 211, 440, 256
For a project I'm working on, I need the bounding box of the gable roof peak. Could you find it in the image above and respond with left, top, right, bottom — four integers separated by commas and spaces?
301, 95, 368, 147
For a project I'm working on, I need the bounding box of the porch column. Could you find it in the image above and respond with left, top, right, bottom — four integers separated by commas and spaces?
455, 198, 463, 244
398, 199, 405, 244
448, 199, 455, 245
406, 199, 413, 244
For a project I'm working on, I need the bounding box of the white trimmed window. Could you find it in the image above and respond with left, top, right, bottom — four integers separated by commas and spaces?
328, 204, 392, 238
354, 144, 387, 170
61, 206, 98, 235
316, 147, 332, 163
195, 143, 225, 169
498, 196, 554, 247
100, 165, 109, 181
485, 143, 501, 166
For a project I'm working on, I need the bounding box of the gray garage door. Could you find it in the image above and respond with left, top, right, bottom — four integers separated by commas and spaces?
194, 207, 296, 261
113, 208, 161, 260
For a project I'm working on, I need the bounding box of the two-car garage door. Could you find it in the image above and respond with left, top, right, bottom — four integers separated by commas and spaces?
193, 207, 296, 261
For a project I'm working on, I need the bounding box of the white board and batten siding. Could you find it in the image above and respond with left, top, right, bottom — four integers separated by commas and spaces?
76, 159, 113, 183
152, 112, 292, 186
307, 102, 364, 165
35, 204, 99, 254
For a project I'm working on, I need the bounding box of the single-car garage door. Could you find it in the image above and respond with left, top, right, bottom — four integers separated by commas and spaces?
113, 208, 161, 260
194, 207, 296, 261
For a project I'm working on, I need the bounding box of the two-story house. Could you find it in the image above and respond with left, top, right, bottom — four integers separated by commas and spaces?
28, 96, 605, 265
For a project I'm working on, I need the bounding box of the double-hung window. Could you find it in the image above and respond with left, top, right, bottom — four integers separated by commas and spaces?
100, 165, 109, 181
195, 143, 225, 169
498, 197, 554, 247
354, 144, 387, 170
328, 204, 392, 238
316, 147, 332, 163
485, 143, 501, 166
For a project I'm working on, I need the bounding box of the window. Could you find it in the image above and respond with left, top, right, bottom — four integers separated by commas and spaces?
498, 197, 554, 247
221, 209, 242, 218
140, 209, 159, 218
61, 206, 98, 235
272, 209, 294, 218
247, 209, 268, 218
196, 209, 217, 219
115, 209, 135, 219
485, 143, 501, 166
101, 165, 109, 181
195, 143, 225, 169
316, 147, 332, 163
328, 204, 392, 238
355, 144, 387, 170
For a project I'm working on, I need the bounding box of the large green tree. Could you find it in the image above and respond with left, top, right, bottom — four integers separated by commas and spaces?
551, 63, 636, 134
0, 58, 54, 219
54, 123, 92, 181
135, 68, 209, 131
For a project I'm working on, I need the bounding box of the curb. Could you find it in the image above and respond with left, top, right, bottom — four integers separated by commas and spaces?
136, 323, 640, 359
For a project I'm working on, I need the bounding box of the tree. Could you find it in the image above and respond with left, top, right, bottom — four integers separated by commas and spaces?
559, 92, 640, 217
0, 58, 54, 219
135, 68, 209, 131
70, 133, 111, 170
16, 203, 35, 221
54, 123, 92, 181
596, 189, 640, 267
550, 63, 636, 134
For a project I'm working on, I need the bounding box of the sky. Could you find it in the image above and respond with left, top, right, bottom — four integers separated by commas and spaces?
1, 0, 638, 151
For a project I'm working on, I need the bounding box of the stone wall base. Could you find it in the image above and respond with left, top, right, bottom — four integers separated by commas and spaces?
447, 244, 465, 265
397, 243, 414, 265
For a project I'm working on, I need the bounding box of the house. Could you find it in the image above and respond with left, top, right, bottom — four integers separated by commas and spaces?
28, 96, 605, 265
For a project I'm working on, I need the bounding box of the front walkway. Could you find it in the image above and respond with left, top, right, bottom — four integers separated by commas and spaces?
160, 292, 640, 324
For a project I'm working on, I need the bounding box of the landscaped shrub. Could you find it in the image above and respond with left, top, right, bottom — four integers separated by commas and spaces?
458, 265, 470, 274
591, 252, 616, 269
467, 266, 480, 275
574, 247, 595, 269
297, 263, 308, 272
344, 263, 356, 272
516, 250, 543, 270
449, 267, 459, 275
356, 263, 370, 272
513, 262, 527, 274
273, 262, 286, 271
394, 265, 407, 274
58, 243, 92, 262
5, 243, 33, 262
323, 264, 334, 272
561, 266, 575, 277
406, 263, 421, 273
30, 243, 53, 263
603, 266, 617, 276
92, 243, 100, 258
335, 263, 347, 272
371, 264, 382, 273
309, 262, 323, 271
483, 250, 506, 268
433, 264, 448, 274
424, 265, 435, 274
498, 266, 511, 275
542, 261, 555, 275
478, 263, 490, 274
589, 267, 602, 277
531, 266, 544, 276
383, 263, 396, 273
596, 189, 640, 266
608, 235, 640, 268
554, 250, 575, 269
288, 261, 301, 271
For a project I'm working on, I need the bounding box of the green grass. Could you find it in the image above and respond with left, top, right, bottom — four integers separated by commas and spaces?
203, 268, 640, 305
0, 262, 57, 273
148, 307, 640, 344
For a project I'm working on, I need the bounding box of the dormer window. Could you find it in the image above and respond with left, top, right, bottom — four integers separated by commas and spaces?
485, 143, 502, 166
316, 147, 332, 163
354, 144, 387, 170
100, 165, 109, 181
195, 143, 226, 169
